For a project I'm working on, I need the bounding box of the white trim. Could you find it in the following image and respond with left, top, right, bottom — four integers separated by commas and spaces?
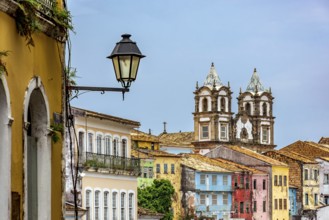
23, 76, 51, 220
84, 187, 93, 220
0, 75, 12, 220
87, 130, 95, 153
94, 188, 102, 220
83, 171, 138, 181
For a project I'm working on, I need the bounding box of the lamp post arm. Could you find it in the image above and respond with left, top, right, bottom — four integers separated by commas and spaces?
67, 85, 129, 93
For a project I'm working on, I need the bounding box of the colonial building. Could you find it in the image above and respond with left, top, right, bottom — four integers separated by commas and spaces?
159, 131, 194, 154
131, 148, 155, 188
264, 150, 321, 219
206, 145, 289, 220
131, 129, 160, 150
1, 0, 68, 219
65, 107, 141, 220
193, 64, 275, 154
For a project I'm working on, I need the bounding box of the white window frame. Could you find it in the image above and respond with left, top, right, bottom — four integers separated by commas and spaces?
96, 134, 102, 154
262, 126, 269, 144
94, 190, 101, 220
87, 132, 94, 153
200, 194, 206, 205
200, 124, 210, 140
103, 190, 110, 220
85, 188, 93, 220
128, 191, 135, 220
104, 135, 111, 155
112, 190, 118, 220
120, 191, 126, 220
220, 123, 227, 140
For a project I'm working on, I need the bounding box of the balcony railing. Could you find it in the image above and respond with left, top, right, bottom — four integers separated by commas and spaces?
81, 152, 141, 175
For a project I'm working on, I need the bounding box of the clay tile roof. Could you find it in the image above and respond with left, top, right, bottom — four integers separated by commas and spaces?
159, 132, 194, 147
131, 129, 160, 143
181, 154, 233, 172
319, 137, 329, 145
72, 107, 140, 127
318, 157, 329, 162
272, 150, 317, 163
214, 157, 266, 174
131, 149, 151, 159
226, 145, 287, 166
136, 149, 181, 158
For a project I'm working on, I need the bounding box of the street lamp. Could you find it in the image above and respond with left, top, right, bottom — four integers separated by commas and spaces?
67, 34, 145, 94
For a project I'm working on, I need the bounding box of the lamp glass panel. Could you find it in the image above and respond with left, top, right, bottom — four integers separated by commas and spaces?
118, 55, 131, 79
112, 57, 120, 80
130, 56, 140, 80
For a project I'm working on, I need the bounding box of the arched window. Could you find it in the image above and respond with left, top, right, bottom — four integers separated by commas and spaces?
220, 97, 226, 112
105, 136, 111, 155
112, 192, 118, 220
129, 193, 134, 220
245, 103, 251, 115
202, 97, 208, 112
86, 190, 92, 220
88, 133, 93, 152
121, 192, 126, 220
96, 135, 102, 154
240, 128, 248, 140
122, 139, 127, 158
95, 190, 100, 220
104, 191, 109, 220
262, 103, 267, 116
113, 138, 119, 156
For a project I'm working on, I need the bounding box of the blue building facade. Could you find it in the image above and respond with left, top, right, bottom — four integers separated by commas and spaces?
194, 172, 233, 219
289, 187, 298, 216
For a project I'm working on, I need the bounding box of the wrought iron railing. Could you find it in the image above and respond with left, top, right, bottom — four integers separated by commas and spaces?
82, 152, 141, 174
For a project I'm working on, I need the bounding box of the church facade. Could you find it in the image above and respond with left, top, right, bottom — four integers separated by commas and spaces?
193, 63, 276, 153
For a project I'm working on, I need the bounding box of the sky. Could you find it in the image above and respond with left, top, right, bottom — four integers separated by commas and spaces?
68, 0, 329, 149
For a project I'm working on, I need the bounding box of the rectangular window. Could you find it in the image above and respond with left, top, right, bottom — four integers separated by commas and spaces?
274, 199, 278, 210
171, 164, 175, 174
212, 175, 217, 185
234, 175, 238, 188
112, 192, 117, 220
284, 175, 287, 186
304, 169, 309, 180
149, 167, 154, 178
246, 177, 249, 189
263, 179, 266, 190
143, 167, 148, 178
253, 179, 257, 190
279, 199, 282, 210
284, 199, 287, 210
96, 135, 102, 154
234, 203, 238, 213
314, 170, 318, 181
279, 175, 282, 186
105, 136, 111, 155
104, 192, 109, 220
200, 194, 206, 205
305, 193, 309, 205
88, 133, 93, 152
263, 201, 266, 212
86, 190, 91, 220
274, 175, 278, 186
164, 164, 168, 174
201, 125, 209, 139
253, 201, 257, 212
262, 127, 268, 143
78, 132, 84, 157
324, 174, 329, 184
240, 176, 244, 188
220, 124, 227, 140
129, 193, 134, 220
223, 193, 228, 205
315, 194, 318, 206
156, 164, 160, 174
95, 191, 100, 220
121, 193, 126, 220
240, 202, 244, 213
212, 195, 217, 205
223, 175, 228, 185
200, 174, 206, 185
246, 203, 250, 213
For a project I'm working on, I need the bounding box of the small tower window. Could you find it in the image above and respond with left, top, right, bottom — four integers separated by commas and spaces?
262, 127, 269, 144
262, 103, 267, 116
202, 97, 208, 112
220, 97, 226, 112
245, 103, 251, 115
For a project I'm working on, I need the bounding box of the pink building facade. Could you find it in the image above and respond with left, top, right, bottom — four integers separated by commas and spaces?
252, 173, 270, 220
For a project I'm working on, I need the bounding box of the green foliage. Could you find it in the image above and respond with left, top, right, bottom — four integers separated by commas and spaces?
84, 159, 106, 168
65, 67, 77, 86
15, 0, 73, 46
138, 179, 175, 220
0, 50, 10, 76
50, 122, 63, 143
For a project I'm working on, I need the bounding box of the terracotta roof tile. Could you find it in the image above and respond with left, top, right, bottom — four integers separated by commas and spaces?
280, 141, 329, 160
319, 137, 329, 145
214, 157, 266, 174
225, 145, 288, 166
131, 129, 160, 142
159, 132, 194, 147
181, 154, 233, 172
131, 149, 151, 159
271, 150, 317, 163
135, 149, 181, 158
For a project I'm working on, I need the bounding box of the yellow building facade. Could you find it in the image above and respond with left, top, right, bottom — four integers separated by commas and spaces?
271, 166, 290, 220
151, 151, 182, 219
0, 0, 68, 219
